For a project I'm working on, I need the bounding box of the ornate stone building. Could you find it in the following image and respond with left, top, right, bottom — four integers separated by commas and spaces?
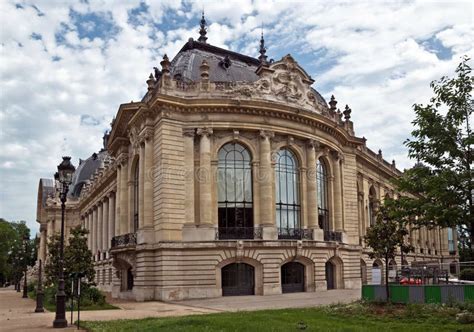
36, 18, 459, 301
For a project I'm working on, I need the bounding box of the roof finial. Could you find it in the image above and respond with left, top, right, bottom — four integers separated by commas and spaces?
258, 28, 268, 65
198, 10, 208, 43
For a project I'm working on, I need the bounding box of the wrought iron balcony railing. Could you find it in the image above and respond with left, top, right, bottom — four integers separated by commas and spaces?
278, 228, 313, 240
216, 227, 262, 240
324, 231, 342, 242
111, 232, 137, 248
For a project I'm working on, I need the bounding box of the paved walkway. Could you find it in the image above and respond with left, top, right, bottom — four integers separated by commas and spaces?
172, 289, 361, 312
0, 287, 360, 331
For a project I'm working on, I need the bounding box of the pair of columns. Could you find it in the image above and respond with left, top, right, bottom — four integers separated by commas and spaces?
114, 129, 154, 237
183, 128, 345, 234
84, 193, 115, 258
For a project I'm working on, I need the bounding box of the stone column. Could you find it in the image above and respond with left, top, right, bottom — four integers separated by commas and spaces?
108, 192, 115, 249
184, 128, 215, 241
120, 158, 129, 234
183, 129, 195, 225
92, 207, 97, 257
138, 131, 155, 244
138, 144, 145, 229
259, 130, 276, 240
143, 134, 153, 227
115, 165, 121, 235
306, 140, 323, 240
102, 198, 108, 254
331, 151, 343, 232
97, 203, 103, 258
197, 128, 213, 225
86, 212, 91, 250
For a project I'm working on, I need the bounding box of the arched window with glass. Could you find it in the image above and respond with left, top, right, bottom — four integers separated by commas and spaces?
368, 186, 377, 226
275, 149, 301, 239
217, 142, 253, 239
317, 158, 329, 232
133, 160, 139, 232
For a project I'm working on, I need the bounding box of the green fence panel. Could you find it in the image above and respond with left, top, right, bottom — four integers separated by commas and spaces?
362, 285, 375, 301
389, 285, 409, 304
464, 285, 474, 302
425, 285, 442, 303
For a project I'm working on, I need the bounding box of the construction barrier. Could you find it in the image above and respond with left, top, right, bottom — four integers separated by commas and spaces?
362, 284, 474, 304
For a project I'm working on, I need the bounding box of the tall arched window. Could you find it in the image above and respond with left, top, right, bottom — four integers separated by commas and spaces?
368, 186, 376, 226
275, 149, 300, 238
317, 158, 329, 232
217, 142, 253, 239
133, 161, 139, 232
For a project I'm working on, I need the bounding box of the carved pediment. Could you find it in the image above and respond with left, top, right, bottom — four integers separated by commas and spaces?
228, 54, 325, 113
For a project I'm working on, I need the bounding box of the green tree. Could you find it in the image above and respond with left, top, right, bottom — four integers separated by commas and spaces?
395, 56, 473, 250
0, 219, 35, 287
364, 204, 413, 301
45, 226, 95, 294
0, 218, 16, 285
65, 226, 95, 285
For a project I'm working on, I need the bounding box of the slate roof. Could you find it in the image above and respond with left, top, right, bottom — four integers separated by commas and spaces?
70, 150, 108, 197
170, 40, 260, 83
168, 39, 327, 106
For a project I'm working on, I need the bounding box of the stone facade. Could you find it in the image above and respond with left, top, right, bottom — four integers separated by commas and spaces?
36, 30, 459, 302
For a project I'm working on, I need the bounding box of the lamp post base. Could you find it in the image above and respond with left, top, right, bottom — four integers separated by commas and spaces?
35, 292, 44, 313
52, 318, 68, 328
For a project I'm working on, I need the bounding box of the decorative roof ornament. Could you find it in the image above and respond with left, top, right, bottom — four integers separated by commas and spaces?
258, 30, 268, 65
198, 11, 208, 43
160, 54, 171, 74
343, 104, 352, 121
329, 95, 337, 111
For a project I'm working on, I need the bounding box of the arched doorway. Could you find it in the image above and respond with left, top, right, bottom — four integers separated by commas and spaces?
126, 267, 134, 290
222, 263, 255, 296
360, 259, 367, 285
372, 260, 383, 285
281, 262, 305, 293
326, 261, 335, 290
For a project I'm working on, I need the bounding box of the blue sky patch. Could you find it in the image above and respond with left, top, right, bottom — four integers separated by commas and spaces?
69, 9, 119, 41
419, 34, 453, 60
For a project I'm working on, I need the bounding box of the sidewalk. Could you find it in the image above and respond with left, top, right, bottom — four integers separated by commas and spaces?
0, 287, 360, 331
0, 288, 216, 331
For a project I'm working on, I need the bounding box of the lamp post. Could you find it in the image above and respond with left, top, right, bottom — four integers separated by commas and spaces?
52, 156, 75, 328
35, 259, 44, 313
22, 234, 28, 299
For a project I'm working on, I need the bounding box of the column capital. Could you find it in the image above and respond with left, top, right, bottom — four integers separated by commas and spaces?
306, 139, 320, 150
139, 127, 154, 142
259, 130, 274, 140
107, 191, 116, 198
183, 128, 196, 137
196, 127, 213, 137
330, 150, 344, 162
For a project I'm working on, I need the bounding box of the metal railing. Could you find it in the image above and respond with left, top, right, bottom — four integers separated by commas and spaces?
324, 231, 342, 242
111, 233, 137, 248
216, 227, 262, 240
278, 228, 313, 240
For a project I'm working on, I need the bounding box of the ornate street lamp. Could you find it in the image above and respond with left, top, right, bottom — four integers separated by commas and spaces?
22, 234, 29, 298
52, 156, 75, 328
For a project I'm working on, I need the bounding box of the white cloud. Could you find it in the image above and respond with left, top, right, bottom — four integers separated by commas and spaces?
0, 0, 473, 235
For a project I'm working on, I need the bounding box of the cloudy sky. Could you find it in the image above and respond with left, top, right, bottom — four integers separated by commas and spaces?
1, 0, 473, 236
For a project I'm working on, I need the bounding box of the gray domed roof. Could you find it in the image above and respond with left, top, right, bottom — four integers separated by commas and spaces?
70, 150, 108, 197
168, 40, 327, 107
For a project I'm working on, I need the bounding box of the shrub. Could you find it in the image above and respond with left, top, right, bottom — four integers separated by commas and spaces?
82, 286, 105, 305
459, 268, 474, 281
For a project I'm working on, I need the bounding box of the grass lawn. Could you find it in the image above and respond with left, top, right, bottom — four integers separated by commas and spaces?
28, 291, 118, 312
80, 302, 474, 332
